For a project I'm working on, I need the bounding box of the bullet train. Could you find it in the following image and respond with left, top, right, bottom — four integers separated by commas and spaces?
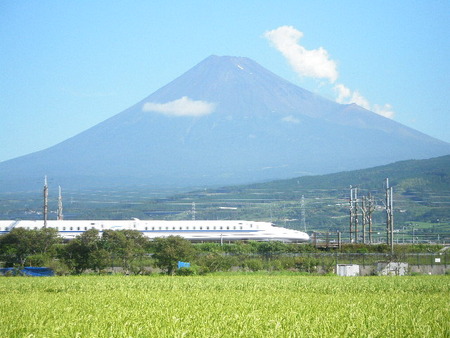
0, 219, 310, 243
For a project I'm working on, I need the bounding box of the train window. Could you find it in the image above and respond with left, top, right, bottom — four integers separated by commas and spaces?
220, 226, 223, 230
227, 226, 229, 230
179, 227, 182, 230
152, 227, 155, 231
159, 227, 161, 230
84, 227, 87, 230
213, 226, 216, 230
193, 227, 196, 230
34, 227, 38, 230
240, 226, 243, 230
145, 227, 148, 230
77, 227, 80, 231
91, 223, 95, 225
233, 226, 236, 230
63, 227, 66, 230
250, 224, 253, 228
70, 227, 73, 231
165, 227, 168, 230
206, 226, 209, 230
200, 226, 202, 230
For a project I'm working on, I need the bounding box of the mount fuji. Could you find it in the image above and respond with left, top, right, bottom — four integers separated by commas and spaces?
1, 55, 449, 191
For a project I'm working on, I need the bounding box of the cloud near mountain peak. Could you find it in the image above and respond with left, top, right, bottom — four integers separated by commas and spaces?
265, 25, 395, 119
143, 96, 216, 117
264, 25, 338, 83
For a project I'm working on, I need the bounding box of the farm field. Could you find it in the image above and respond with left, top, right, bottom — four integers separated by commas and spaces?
0, 275, 448, 337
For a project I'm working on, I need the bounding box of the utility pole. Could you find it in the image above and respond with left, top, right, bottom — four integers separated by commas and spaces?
390, 186, 394, 253
57, 185, 63, 220
43, 176, 48, 228
385, 178, 394, 254
300, 195, 306, 232
354, 187, 358, 243
361, 196, 367, 244
337, 231, 342, 250
386, 178, 390, 245
349, 186, 354, 243
367, 192, 375, 244
349, 186, 359, 243
191, 202, 196, 221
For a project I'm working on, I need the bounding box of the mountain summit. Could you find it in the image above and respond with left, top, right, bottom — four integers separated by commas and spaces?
1, 55, 450, 191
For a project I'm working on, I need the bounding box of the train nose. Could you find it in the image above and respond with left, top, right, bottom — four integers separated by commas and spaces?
294, 230, 310, 241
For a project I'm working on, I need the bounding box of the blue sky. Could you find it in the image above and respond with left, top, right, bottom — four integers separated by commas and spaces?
1, 1, 449, 162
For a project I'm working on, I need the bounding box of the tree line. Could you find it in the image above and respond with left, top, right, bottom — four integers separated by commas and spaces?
0, 228, 443, 275
0, 228, 199, 275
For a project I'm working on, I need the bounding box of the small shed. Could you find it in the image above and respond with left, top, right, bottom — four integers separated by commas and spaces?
336, 264, 360, 276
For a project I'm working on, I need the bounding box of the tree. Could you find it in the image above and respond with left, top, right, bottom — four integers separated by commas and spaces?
0, 227, 61, 267
151, 236, 196, 275
59, 229, 109, 274
102, 230, 150, 274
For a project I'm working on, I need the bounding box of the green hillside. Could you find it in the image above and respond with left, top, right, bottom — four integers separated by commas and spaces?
166, 155, 450, 243
1, 155, 449, 244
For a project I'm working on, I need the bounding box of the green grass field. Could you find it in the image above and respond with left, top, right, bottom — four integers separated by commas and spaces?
0, 274, 448, 337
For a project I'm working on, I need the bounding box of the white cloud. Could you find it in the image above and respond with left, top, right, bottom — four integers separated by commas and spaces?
282, 115, 300, 124
334, 83, 351, 104
335, 84, 370, 110
264, 25, 338, 83
334, 83, 394, 118
265, 26, 395, 119
373, 104, 395, 119
142, 96, 216, 117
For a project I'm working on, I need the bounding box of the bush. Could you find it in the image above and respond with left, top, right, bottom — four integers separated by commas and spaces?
196, 253, 239, 272
46, 259, 71, 276
242, 259, 264, 271
294, 257, 320, 273
176, 265, 203, 276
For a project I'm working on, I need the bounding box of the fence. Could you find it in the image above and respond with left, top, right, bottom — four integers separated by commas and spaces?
272, 252, 449, 267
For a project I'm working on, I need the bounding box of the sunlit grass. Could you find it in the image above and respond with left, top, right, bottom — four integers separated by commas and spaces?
0, 275, 448, 337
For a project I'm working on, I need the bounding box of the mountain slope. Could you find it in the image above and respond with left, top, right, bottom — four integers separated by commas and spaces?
1, 55, 449, 191
170, 155, 450, 237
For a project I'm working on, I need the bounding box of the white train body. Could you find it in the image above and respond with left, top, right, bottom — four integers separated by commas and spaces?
0, 219, 309, 243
